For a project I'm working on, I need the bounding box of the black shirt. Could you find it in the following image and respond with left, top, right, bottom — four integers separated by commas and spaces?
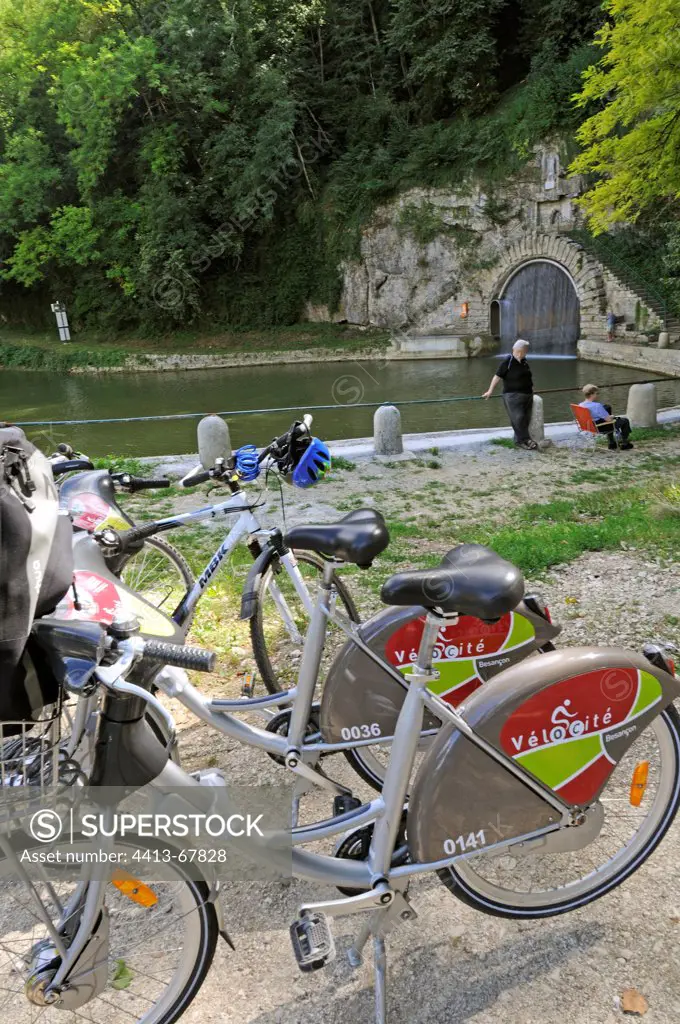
496, 355, 533, 394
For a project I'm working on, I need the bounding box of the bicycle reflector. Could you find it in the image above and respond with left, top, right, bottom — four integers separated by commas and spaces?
112, 870, 158, 908
292, 438, 331, 488
630, 761, 650, 807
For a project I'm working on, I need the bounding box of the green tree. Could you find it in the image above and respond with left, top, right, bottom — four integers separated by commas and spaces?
571, 0, 680, 233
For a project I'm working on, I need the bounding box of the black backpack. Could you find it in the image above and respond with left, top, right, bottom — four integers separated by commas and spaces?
0, 427, 74, 724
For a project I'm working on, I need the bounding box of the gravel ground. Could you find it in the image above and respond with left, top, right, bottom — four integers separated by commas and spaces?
126, 435, 680, 1023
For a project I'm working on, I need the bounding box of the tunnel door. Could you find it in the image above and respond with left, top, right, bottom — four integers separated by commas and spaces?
496, 261, 580, 355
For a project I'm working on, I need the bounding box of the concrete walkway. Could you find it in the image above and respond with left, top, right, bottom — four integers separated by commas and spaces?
148, 406, 680, 474
328, 405, 680, 459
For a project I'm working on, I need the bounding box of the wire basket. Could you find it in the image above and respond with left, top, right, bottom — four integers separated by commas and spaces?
0, 703, 81, 830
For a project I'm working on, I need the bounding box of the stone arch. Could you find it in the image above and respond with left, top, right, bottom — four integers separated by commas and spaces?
482, 233, 607, 342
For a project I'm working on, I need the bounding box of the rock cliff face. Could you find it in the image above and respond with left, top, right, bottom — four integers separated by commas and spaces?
310, 146, 661, 351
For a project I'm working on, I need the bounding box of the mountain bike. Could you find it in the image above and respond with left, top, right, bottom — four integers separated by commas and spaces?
52, 420, 361, 693
2, 548, 678, 1024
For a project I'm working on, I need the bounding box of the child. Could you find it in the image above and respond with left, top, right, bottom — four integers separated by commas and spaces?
580, 384, 633, 450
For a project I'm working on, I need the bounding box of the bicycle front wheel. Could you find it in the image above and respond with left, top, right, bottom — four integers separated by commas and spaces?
0, 838, 218, 1024
438, 705, 680, 918
120, 538, 195, 625
251, 550, 360, 693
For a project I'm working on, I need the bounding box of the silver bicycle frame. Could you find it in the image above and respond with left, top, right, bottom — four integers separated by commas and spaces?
158, 491, 314, 632
155, 561, 572, 849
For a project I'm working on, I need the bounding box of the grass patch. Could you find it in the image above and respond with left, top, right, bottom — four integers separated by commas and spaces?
92, 455, 148, 475
332, 456, 357, 472
633, 425, 680, 442
0, 339, 129, 372
458, 484, 680, 576
0, 323, 393, 371
489, 437, 515, 449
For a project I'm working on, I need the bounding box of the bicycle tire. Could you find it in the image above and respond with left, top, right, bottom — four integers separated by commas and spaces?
0, 835, 219, 1024
437, 704, 680, 919
250, 548, 360, 694
119, 537, 196, 628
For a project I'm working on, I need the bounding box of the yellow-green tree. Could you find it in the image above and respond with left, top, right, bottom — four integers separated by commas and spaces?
571, 0, 680, 233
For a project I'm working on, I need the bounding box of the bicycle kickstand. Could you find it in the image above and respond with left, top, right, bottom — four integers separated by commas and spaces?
347, 892, 417, 1024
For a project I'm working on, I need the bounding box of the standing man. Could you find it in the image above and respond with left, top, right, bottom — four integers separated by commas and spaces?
607, 311, 616, 342
483, 338, 537, 450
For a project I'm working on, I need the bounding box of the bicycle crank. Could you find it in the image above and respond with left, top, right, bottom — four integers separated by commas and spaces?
334, 813, 410, 897
265, 704, 322, 765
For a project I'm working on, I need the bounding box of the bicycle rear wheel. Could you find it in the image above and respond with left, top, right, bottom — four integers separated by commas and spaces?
438, 705, 680, 918
120, 538, 195, 626
0, 837, 218, 1024
251, 549, 360, 693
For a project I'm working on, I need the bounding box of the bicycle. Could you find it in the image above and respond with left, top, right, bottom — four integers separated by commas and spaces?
53, 421, 361, 693
72, 434, 559, 794
2, 538, 679, 1024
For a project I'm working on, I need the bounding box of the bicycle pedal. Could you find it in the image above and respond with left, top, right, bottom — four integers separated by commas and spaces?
290, 912, 336, 972
334, 794, 362, 817
238, 671, 256, 698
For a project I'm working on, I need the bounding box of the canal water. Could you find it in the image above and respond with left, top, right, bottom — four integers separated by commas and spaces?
3, 356, 678, 457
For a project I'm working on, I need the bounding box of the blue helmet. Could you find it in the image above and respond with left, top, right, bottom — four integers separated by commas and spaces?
292, 437, 331, 488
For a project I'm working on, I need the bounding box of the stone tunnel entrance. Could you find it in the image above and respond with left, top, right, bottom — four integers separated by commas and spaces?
493, 259, 580, 355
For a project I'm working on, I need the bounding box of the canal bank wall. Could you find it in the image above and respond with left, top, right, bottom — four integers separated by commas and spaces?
105, 336, 680, 376
578, 340, 680, 378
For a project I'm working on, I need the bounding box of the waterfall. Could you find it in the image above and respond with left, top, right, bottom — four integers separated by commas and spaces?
499, 261, 579, 356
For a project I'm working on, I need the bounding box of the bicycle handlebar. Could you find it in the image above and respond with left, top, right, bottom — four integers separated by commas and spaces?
111, 473, 171, 492
141, 639, 216, 673
179, 465, 214, 488
51, 458, 95, 477
258, 414, 314, 465
177, 413, 317, 489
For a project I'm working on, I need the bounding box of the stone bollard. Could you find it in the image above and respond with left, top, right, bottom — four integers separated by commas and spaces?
529, 394, 550, 447
626, 383, 657, 427
374, 404, 403, 456
658, 332, 670, 349
197, 414, 232, 468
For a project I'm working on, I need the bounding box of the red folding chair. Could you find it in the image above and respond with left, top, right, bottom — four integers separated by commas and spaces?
570, 404, 618, 449
571, 404, 598, 435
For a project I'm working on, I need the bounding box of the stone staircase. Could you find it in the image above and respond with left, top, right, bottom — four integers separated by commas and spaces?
572, 232, 680, 335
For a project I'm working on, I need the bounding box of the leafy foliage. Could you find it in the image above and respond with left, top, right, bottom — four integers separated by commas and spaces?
0, 0, 609, 333
571, 0, 680, 233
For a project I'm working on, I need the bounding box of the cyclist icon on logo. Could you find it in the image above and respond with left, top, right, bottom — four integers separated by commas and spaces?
550, 699, 585, 740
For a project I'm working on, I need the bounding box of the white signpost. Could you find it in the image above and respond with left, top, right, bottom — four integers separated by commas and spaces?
50, 301, 71, 341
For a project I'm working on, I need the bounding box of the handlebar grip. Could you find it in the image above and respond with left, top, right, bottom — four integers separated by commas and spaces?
57, 443, 75, 457
127, 477, 171, 492
180, 467, 212, 488
52, 459, 94, 477
142, 640, 216, 673
118, 521, 165, 549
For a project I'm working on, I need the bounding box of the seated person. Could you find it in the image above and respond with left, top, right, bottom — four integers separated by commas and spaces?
580, 384, 633, 450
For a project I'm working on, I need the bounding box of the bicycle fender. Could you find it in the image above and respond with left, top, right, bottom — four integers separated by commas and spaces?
319, 601, 559, 743
240, 544, 275, 620
408, 646, 680, 864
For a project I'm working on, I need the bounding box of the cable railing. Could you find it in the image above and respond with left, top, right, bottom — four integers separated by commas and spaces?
8, 377, 673, 429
